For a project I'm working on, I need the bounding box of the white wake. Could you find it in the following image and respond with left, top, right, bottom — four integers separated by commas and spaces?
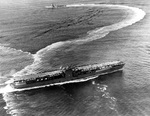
1, 3, 146, 93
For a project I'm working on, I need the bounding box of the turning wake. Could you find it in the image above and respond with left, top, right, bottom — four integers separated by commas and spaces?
0, 3, 146, 93
13, 3, 145, 77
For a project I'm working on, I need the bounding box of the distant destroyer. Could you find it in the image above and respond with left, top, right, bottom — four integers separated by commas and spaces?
10, 61, 125, 89
45, 4, 66, 9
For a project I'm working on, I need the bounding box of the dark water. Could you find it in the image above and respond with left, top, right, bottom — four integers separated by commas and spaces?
0, 0, 150, 116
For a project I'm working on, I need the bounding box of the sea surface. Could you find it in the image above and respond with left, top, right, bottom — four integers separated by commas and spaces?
0, 0, 150, 116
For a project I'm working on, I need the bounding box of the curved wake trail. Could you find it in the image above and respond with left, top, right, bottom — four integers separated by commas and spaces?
13, 4, 145, 77
0, 3, 146, 93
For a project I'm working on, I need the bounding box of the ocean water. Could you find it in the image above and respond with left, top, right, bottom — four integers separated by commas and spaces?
0, 0, 150, 116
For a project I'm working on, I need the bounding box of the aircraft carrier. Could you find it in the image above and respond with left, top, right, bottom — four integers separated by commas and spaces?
10, 61, 125, 89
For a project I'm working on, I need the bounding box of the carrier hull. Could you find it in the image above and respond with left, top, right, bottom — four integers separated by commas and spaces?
10, 61, 125, 89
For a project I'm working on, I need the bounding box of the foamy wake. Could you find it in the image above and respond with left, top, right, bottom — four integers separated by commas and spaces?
13, 3, 145, 77
92, 81, 118, 112
1, 3, 146, 93
0, 45, 32, 56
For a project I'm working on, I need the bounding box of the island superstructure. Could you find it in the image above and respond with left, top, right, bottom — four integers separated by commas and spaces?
10, 61, 125, 89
